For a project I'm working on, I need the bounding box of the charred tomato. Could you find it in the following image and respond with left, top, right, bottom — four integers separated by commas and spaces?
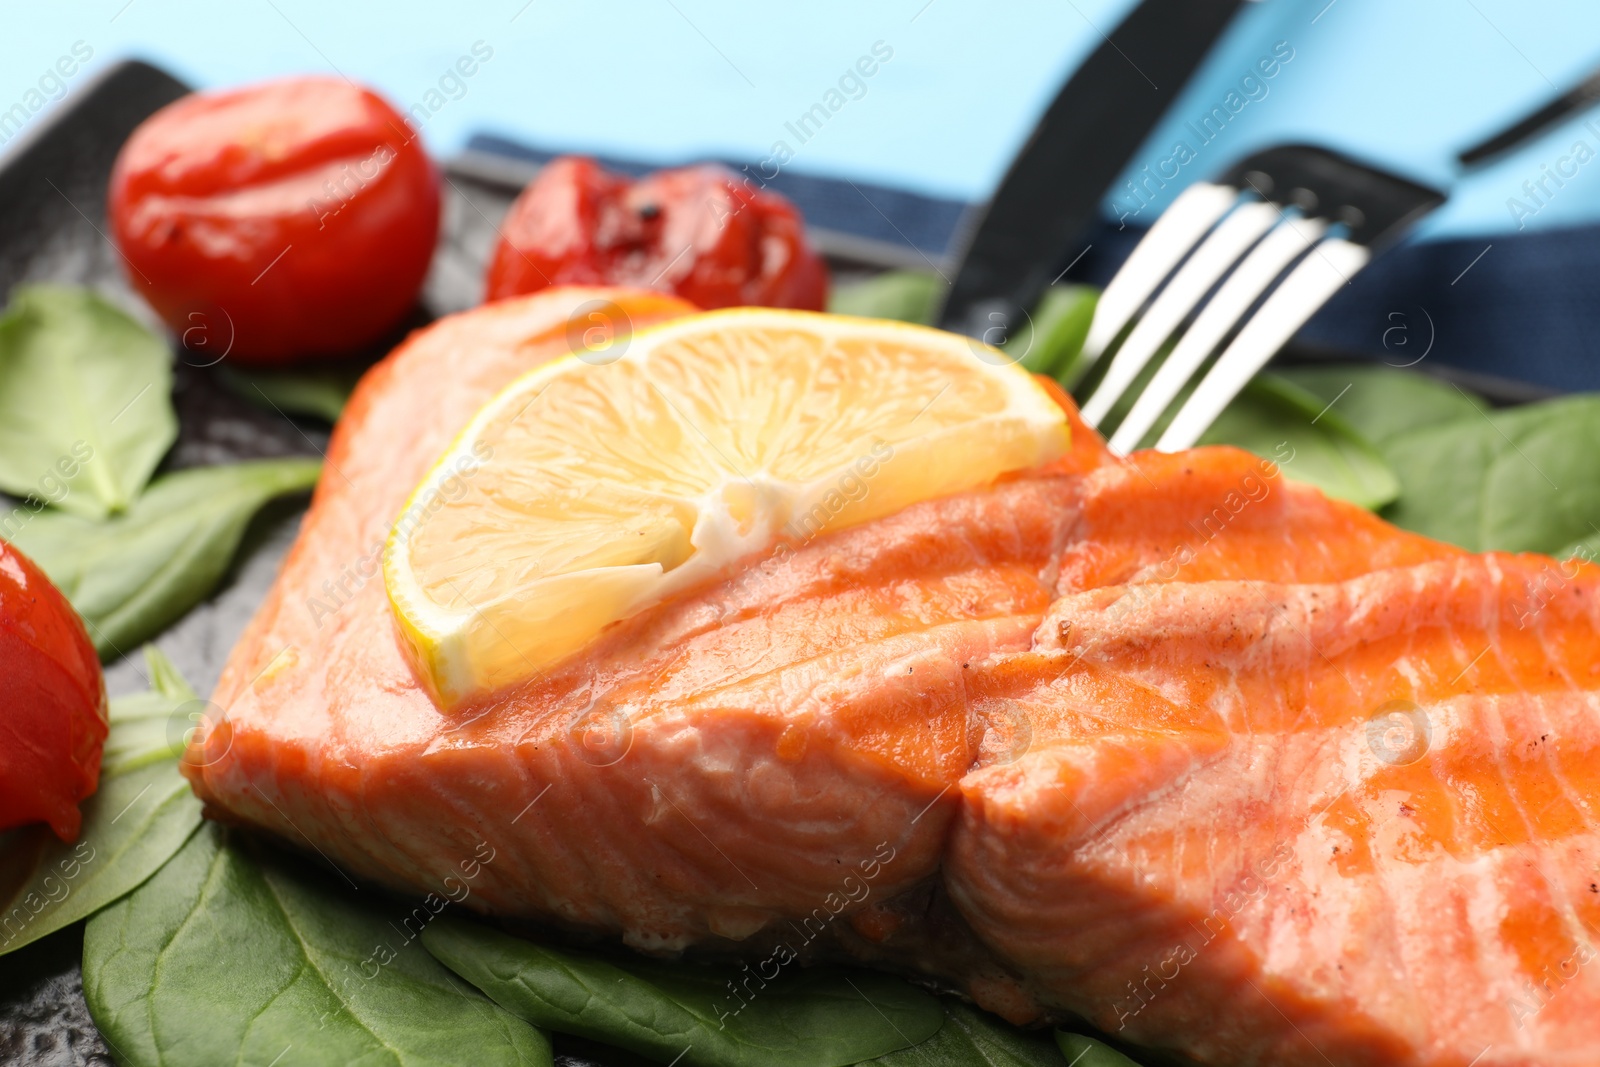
484, 157, 827, 311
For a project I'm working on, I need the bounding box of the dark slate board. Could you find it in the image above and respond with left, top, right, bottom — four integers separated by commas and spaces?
0, 59, 616, 1067
0, 57, 937, 1067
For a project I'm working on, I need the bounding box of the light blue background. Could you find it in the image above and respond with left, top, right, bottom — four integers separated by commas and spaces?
1118, 0, 1600, 240
5, 0, 1600, 238
1, 0, 1131, 201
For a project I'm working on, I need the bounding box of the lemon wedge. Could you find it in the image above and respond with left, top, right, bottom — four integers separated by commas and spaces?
385, 308, 1068, 708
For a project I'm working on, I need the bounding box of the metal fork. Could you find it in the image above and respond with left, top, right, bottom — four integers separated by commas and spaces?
1078, 145, 1442, 454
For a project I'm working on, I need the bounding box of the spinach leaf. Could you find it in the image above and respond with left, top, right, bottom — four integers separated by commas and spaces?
0, 761, 200, 958
0, 286, 176, 519
1380, 395, 1600, 552
1200, 375, 1400, 511
220, 365, 362, 423
1274, 364, 1486, 446
1557, 528, 1600, 563
6, 457, 320, 657
101, 645, 199, 776
1095, 365, 1399, 510
1055, 1032, 1146, 1066
825, 275, 1096, 390
867, 1002, 1065, 1065
827, 270, 941, 325
84, 825, 550, 1067
1082, 345, 1399, 510
423, 916, 942, 1067
0, 650, 205, 957
1016, 286, 1097, 388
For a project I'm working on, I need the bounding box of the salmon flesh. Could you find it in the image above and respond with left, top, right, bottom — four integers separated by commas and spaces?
188, 289, 1600, 1067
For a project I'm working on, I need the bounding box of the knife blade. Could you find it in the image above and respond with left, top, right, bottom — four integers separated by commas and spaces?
937, 0, 1248, 339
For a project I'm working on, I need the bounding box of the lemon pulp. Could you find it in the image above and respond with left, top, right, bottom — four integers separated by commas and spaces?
384, 308, 1069, 708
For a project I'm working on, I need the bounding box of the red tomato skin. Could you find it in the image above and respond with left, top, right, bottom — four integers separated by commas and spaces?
484, 157, 828, 311
109, 76, 441, 366
0, 541, 107, 841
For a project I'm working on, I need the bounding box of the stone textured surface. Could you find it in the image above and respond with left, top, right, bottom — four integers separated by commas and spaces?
0, 59, 573, 1067
0, 927, 116, 1067
0, 58, 918, 1067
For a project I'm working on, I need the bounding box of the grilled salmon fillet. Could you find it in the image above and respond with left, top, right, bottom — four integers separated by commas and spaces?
189, 288, 1600, 1066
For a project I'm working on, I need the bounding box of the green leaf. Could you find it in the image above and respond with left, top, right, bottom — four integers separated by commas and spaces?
1380, 394, 1600, 553
1557, 528, 1600, 564
0, 761, 200, 958
827, 270, 941, 325
1083, 349, 1399, 510
5, 457, 321, 657
0, 285, 176, 518
1055, 1032, 1146, 1066
1274, 364, 1487, 446
219, 365, 362, 423
1199, 374, 1401, 510
868, 1002, 1066, 1065
0, 652, 207, 957
102, 645, 200, 776
84, 825, 551, 1067
423, 916, 942, 1067
1016, 286, 1098, 388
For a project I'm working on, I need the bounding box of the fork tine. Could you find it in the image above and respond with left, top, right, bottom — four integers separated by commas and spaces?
1155, 236, 1371, 452
1080, 200, 1276, 427
1107, 215, 1327, 454
1080, 182, 1238, 362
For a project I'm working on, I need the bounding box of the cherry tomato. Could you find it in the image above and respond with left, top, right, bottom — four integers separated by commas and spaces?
0, 540, 107, 841
484, 157, 828, 311
109, 76, 441, 366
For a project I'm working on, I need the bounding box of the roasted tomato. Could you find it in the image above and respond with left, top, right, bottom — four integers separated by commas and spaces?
484, 157, 828, 311
109, 76, 441, 366
0, 540, 107, 841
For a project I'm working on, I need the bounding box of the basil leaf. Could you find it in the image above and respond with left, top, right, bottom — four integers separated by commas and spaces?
219, 365, 362, 423
0, 286, 175, 519
0, 651, 206, 957
84, 825, 551, 1067
1200, 375, 1400, 511
6, 458, 320, 657
827, 270, 941, 325
1016, 286, 1098, 388
1274, 364, 1486, 446
423, 916, 942, 1067
1055, 1032, 1145, 1066
1380, 394, 1600, 552
868, 1002, 1066, 1065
